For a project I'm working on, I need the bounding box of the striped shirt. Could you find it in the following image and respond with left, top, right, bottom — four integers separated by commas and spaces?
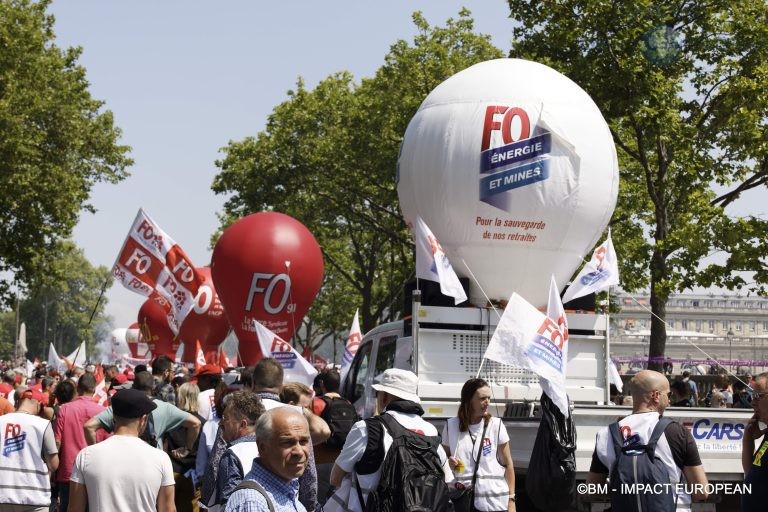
225, 459, 305, 512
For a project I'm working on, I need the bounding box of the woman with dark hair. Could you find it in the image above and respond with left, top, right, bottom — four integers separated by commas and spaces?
442, 378, 516, 512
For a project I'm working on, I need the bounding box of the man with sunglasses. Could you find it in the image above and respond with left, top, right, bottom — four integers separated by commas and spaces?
741, 372, 768, 511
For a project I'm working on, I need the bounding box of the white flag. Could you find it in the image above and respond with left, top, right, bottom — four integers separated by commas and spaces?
66, 341, 88, 370
484, 293, 569, 415
609, 359, 623, 393
253, 320, 318, 387
413, 216, 467, 304
539, 275, 570, 414
48, 343, 66, 372
112, 209, 204, 334
339, 310, 361, 387
561, 231, 620, 304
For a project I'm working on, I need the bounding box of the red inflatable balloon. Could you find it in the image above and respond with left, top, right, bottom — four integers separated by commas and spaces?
211, 212, 324, 366
138, 296, 180, 359
178, 267, 230, 363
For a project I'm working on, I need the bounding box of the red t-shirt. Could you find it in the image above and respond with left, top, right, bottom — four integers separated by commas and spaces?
53, 396, 107, 482
0, 383, 12, 399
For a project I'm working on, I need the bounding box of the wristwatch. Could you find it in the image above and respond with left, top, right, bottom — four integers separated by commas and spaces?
509, 494, 516, 502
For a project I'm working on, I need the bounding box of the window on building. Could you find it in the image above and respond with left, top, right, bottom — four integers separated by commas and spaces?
692, 300, 699, 307
763, 321, 768, 331
750, 321, 756, 332
695, 320, 701, 331
681, 319, 688, 330
709, 320, 715, 332
719, 300, 727, 307
704, 300, 712, 308
723, 320, 730, 330
735, 321, 742, 332
731, 300, 740, 308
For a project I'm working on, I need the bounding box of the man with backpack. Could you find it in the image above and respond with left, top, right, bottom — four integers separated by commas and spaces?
586, 370, 709, 511
328, 368, 452, 512
311, 370, 358, 504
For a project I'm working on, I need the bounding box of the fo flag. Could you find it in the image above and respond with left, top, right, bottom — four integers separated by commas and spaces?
339, 310, 361, 386
540, 275, 569, 415
413, 216, 467, 304
484, 293, 569, 416
112, 209, 204, 334
561, 231, 619, 304
252, 320, 318, 386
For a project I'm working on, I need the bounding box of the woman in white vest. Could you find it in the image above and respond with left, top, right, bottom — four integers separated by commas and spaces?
442, 378, 516, 512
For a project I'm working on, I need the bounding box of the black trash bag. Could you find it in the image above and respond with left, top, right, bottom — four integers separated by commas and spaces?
526, 391, 577, 511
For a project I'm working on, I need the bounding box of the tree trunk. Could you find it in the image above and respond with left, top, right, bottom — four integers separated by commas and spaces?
648, 249, 668, 373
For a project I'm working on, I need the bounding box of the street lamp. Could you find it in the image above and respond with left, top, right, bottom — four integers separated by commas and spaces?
727, 329, 735, 372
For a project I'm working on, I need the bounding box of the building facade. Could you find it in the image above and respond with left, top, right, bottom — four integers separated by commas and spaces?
611, 292, 768, 372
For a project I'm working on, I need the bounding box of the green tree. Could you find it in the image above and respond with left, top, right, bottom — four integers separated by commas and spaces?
0, 0, 132, 302
212, 10, 502, 349
0, 241, 113, 360
507, 0, 768, 370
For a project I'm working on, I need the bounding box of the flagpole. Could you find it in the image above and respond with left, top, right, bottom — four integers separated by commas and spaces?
605, 287, 611, 405
412, 290, 421, 376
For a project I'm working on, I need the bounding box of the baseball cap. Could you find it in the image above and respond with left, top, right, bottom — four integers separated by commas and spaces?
19, 389, 46, 403
194, 364, 222, 378
111, 389, 157, 418
371, 368, 420, 403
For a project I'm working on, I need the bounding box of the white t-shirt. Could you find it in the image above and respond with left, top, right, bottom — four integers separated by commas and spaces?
71, 435, 174, 512
334, 410, 449, 512
442, 416, 511, 511
198, 388, 216, 421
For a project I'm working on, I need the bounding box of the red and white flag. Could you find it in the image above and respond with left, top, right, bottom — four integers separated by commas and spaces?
93, 379, 108, 406
339, 310, 361, 386
219, 348, 231, 368
561, 231, 619, 304
252, 320, 318, 386
413, 216, 467, 304
194, 340, 206, 371
112, 209, 204, 334
483, 292, 569, 415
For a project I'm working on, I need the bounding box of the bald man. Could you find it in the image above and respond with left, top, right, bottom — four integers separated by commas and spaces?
225, 408, 310, 512
586, 370, 708, 510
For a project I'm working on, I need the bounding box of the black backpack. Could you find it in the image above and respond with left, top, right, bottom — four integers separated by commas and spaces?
358, 414, 452, 512
608, 417, 676, 512
320, 396, 358, 449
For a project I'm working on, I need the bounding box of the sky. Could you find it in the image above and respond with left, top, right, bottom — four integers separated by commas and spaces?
48, 1, 517, 330
47, 1, 767, 337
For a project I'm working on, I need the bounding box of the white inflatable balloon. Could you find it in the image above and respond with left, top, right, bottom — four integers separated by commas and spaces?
397, 58, 619, 307
108, 328, 129, 358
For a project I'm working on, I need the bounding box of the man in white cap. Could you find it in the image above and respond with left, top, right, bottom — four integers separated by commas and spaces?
327, 368, 449, 512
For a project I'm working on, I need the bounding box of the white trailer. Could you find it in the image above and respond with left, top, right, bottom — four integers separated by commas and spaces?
339, 301, 753, 510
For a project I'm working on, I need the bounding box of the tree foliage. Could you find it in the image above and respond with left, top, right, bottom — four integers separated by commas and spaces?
212, 10, 502, 349
0, 0, 132, 302
0, 241, 113, 360
507, 0, 768, 369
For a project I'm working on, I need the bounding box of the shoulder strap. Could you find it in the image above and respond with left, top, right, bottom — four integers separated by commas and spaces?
233, 480, 275, 512
646, 417, 673, 455
608, 421, 624, 456
379, 412, 405, 437
469, 418, 489, 489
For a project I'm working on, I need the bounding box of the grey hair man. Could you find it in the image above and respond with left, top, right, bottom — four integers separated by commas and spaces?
225, 408, 311, 512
